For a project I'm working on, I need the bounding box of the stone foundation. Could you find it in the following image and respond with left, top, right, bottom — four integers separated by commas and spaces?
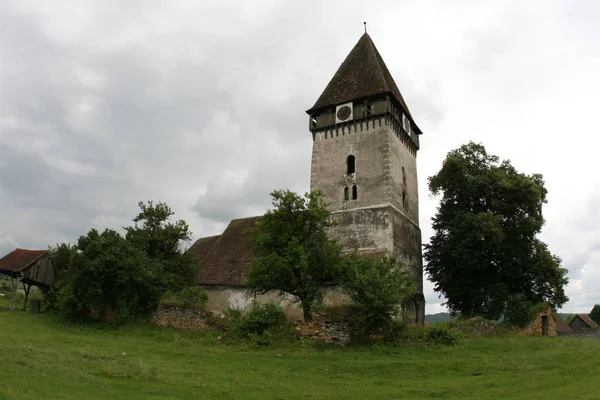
296, 316, 352, 345
151, 304, 212, 331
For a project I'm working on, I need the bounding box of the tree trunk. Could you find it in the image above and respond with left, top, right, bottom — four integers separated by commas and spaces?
10, 274, 22, 312
302, 301, 313, 321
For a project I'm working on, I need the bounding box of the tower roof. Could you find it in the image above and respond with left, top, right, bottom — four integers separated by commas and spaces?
307, 33, 418, 128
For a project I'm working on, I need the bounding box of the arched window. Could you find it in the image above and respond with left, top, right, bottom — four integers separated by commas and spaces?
344, 187, 349, 201
402, 166, 407, 186
352, 185, 358, 200
347, 155, 355, 174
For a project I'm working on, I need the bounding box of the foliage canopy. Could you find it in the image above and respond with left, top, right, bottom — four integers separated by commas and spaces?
424, 142, 568, 320
590, 304, 600, 325
246, 190, 343, 321
49, 201, 199, 324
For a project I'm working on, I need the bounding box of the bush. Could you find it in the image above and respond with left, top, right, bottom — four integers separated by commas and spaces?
231, 303, 295, 345
340, 253, 416, 334
504, 294, 534, 327
427, 325, 462, 346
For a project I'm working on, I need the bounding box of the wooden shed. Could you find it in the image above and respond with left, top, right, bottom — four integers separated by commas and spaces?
568, 314, 599, 331
0, 248, 55, 312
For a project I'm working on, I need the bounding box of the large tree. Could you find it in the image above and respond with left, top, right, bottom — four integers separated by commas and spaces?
246, 190, 343, 321
424, 142, 568, 319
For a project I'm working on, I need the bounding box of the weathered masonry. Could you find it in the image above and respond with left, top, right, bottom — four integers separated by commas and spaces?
306, 33, 425, 323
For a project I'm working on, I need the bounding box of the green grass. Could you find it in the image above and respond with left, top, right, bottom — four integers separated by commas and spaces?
1, 297, 599, 399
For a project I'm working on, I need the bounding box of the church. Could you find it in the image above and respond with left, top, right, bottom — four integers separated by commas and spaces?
188, 32, 425, 323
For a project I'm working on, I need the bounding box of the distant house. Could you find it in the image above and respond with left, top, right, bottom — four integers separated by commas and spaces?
0, 248, 55, 311
568, 314, 599, 331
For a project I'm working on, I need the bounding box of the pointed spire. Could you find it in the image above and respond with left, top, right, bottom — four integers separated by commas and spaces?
307, 33, 413, 122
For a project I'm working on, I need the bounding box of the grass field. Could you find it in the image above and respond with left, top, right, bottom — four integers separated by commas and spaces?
1, 296, 599, 399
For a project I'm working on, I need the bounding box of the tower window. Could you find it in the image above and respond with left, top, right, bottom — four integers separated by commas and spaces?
402, 166, 407, 186
402, 191, 408, 209
352, 185, 358, 200
346, 155, 355, 174
344, 187, 349, 201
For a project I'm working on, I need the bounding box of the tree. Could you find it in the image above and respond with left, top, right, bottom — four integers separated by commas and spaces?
590, 304, 600, 325
424, 142, 568, 320
50, 201, 199, 324
246, 190, 343, 321
124, 201, 197, 293
58, 229, 163, 323
340, 253, 416, 333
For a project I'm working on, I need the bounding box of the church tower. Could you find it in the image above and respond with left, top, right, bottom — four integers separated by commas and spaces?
307, 33, 425, 323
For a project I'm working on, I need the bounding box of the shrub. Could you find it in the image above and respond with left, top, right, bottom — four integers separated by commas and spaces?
340, 253, 416, 334
504, 294, 534, 327
231, 303, 295, 345
427, 324, 462, 346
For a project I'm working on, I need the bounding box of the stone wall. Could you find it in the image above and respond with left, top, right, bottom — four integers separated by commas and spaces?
296, 316, 352, 346
151, 304, 211, 331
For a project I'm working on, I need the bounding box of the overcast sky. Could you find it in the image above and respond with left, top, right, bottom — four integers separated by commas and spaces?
1, 0, 599, 314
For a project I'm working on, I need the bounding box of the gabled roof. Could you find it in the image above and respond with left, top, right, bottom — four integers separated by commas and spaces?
0, 248, 48, 273
571, 314, 599, 329
189, 216, 260, 286
553, 313, 573, 334
306, 33, 419, 131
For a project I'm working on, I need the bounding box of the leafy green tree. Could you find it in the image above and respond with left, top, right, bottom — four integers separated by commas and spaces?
246, 190, 343, 321
590, 304, 600, 325
124, 201, 197, 293
424, 142, 568, 320
58, 229, 162, 323
340, 253, 416, 333
50, 201, 200, 324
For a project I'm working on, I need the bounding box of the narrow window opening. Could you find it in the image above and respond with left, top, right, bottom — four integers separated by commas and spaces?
402, 191, 408, 209
402, 166, 407, 187
352, 185, 358, 200
344, 187, 349, 201
346, 155, 355, 174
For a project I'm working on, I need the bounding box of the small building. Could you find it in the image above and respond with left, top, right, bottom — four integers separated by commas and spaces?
568, 314, 599, 331
0, 248, 55, 311
521, 304, 556, 336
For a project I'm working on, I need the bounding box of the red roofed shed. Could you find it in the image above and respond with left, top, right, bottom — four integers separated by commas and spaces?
0, 248, 55, 312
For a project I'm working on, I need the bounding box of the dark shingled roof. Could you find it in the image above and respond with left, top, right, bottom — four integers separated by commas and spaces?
553, 313, 573, 334
306, 33, 420, 133
0, 249, 48, 273
189, 217, 260, 286
572, 314, 599, 329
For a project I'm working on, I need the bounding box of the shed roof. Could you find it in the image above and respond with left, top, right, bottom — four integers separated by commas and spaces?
572, 314, 599, 329
306, 33, 421, 135
0, 249, 48, 273
189, 216, 260, 286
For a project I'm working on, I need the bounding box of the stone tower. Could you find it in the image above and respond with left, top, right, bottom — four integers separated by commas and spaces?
306, 33, 425, 323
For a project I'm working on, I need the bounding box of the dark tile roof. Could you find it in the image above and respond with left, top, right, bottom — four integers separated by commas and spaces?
572, 314, 599, 329
553, 313, 573, 334
0, 248, 48, 273
307, 33, 420, 133
189, 216, 260, 286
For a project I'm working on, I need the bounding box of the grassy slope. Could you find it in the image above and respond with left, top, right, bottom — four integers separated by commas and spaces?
1, 298, 599, 400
